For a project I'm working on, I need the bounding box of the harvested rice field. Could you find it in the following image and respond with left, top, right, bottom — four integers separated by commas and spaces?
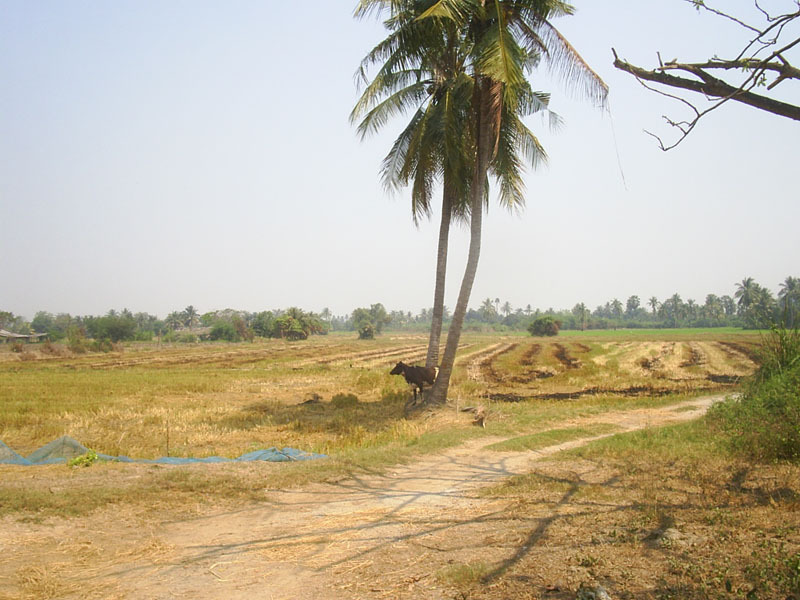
3, 329, 792, 600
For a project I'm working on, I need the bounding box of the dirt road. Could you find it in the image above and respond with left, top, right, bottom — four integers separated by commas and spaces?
3, 395, 724, 600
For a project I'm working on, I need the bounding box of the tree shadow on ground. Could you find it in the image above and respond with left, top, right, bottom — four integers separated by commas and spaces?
214, 390, 411, 435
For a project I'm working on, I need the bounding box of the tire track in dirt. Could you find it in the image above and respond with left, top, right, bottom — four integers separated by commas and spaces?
64, 395, 728, 600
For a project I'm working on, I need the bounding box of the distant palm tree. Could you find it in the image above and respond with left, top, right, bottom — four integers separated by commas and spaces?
735, 277, 759, 315
649, 296, 659, 316
610, 298, 623, 320
778, 276, 800, 326
686, 299, 697, 320
573, 302, 588, 331
165, 312, 183, 331
501, 301, 512, 318
480, 297, 497, 321
183, 305, 199, 329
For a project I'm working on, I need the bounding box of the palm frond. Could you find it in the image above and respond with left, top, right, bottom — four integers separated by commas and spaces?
352, 80, 430, 138
521, 18, 608, 106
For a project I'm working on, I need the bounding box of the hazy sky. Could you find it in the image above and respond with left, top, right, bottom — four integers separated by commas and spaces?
1, 1, 797, 319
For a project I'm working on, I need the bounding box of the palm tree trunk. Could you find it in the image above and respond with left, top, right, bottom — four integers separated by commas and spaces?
425, 184, 454, 369
427, 78, 492, 405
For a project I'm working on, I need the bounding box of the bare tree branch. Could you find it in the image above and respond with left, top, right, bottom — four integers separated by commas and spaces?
613, 1, 800, 150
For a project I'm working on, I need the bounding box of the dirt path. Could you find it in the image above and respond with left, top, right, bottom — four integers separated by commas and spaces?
3, 395, 725, 600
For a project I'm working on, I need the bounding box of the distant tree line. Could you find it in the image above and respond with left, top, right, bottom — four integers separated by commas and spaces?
3, 276, 797, 347
391, 276, 799, 333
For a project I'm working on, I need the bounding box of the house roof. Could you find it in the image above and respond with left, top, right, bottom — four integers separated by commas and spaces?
0, 329, 47, 339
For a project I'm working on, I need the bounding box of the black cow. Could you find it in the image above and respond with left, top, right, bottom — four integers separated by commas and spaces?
390, 361, 437, 404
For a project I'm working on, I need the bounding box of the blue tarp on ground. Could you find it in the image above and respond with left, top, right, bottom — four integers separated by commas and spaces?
0, 435, 326, 466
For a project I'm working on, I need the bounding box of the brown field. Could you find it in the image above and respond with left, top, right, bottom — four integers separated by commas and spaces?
2, 330, 797, 600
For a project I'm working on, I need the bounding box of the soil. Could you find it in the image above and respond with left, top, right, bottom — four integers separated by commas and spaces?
1, 395, 740, 600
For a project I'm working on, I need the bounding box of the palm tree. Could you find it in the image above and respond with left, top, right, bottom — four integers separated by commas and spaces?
572, 302, 588, 331
424, 0, 607, 404
165, 311, 183, 331
686, 299, 697, 321
778, 276, 800, 327
625, 295, 640, 318
354, 1, 556, 370
479, 297, 497, 321
610, 298, 623, 320
501, 301, 512, 317
355, 0, 606, 404
353, 2, 473, 369
704, 294, 723, 323
649, 296, 659, 317
734, 277, 759, 315
183, 305, 199, 329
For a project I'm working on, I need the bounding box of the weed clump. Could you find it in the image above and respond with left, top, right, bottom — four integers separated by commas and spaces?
331, 393, 359, 408
68, 450, 99, 468
708, 326, 800, 462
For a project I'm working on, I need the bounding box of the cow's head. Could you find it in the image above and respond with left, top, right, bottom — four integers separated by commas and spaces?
389, 361, 407, 375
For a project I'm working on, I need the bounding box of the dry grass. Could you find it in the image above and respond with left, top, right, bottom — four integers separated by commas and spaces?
0, 330, 759, 523
472, 420, 800, 599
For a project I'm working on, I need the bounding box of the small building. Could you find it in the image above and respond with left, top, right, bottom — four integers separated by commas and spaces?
0, 329, 48, 343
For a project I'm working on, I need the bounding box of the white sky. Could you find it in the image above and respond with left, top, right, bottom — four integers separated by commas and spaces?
1, 0, 797, 319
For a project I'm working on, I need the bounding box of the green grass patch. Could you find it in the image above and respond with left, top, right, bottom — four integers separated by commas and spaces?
486, 423, 622, 452
561, 418, 723, 463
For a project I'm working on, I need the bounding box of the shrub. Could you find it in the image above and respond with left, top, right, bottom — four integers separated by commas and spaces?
10, 341, 24, 353
90, 338, 113, 353
41, 340, 62, 356
209, 321, 239, 342
527, 316, 561, 337
232, 316, 254, 342
67, 327, 87, 354
273, 315, 308, 341
708, 326, 800, 462
177, 333, 198, 343
358, 323, 375, 340
352, 304, 391, 338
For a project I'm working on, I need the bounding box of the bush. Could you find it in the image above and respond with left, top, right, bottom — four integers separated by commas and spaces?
67, 327, 87, 354
708, 326, 800, 462
40, 340, 60, 356
90, 338, 113, 353
527, 316, 561, 337
352, 304, 391, 338
10, 341, 24, 353
209, 321, 239, 342
358, 323, 375, 340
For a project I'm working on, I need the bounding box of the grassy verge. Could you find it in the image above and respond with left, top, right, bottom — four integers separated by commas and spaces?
485, 423, 622, 452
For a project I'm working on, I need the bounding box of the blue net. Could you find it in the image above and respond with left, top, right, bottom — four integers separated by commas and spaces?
0, 436, 326, 466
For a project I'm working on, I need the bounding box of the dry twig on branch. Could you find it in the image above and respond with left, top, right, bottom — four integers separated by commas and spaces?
613, 0, 800, 150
